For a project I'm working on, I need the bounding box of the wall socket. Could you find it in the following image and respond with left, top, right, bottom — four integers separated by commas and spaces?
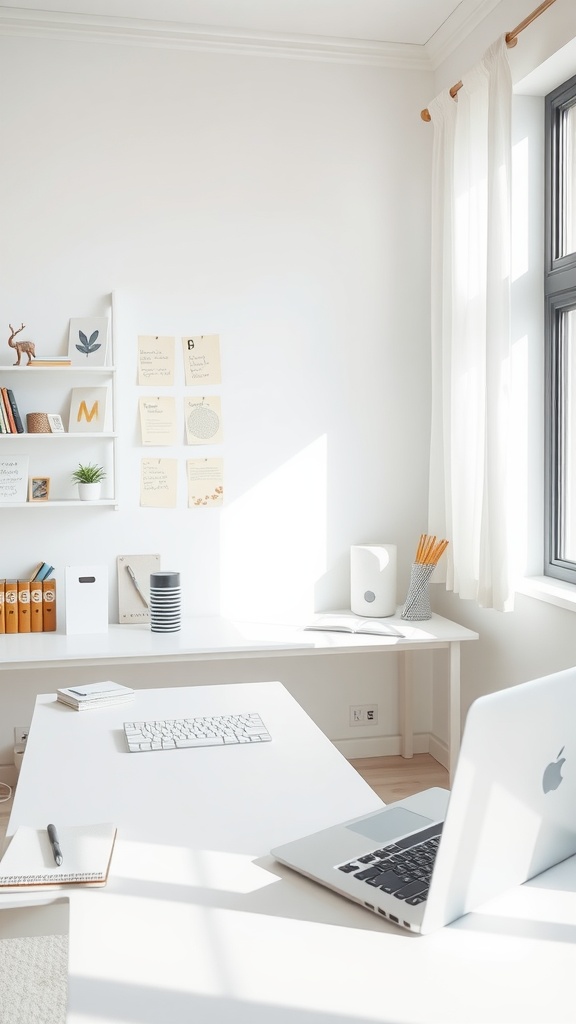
349, 704, 378, 727
14, 726, 29, 746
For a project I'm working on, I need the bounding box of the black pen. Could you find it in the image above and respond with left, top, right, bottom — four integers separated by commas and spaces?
47, 823, 63, 866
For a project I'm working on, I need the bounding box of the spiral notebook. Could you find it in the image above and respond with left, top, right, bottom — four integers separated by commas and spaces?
0, 822, 117, 892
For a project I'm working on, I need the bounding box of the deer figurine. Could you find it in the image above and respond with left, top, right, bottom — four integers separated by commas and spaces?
8, 323, 35, 365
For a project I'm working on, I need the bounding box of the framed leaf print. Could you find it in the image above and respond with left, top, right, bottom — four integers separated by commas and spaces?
68, 317, 109, 366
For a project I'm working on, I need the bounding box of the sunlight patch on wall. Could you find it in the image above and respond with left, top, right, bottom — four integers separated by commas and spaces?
220, 436, 327, 622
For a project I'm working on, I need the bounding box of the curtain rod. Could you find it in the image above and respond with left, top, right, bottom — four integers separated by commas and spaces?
420, 0, 558, 122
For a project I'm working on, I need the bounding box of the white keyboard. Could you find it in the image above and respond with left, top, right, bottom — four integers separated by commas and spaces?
123, 712, 272, 752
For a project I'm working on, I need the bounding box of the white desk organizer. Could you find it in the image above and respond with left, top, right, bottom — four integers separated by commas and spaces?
65, 565, 109, 634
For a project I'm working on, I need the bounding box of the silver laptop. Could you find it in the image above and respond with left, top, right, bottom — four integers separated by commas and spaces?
272, 667, 576, 934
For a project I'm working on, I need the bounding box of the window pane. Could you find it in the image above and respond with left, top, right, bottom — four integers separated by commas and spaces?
558, 307, 576, 562
561, 102, 576, 257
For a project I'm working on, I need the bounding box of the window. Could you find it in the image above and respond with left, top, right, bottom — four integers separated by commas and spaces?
545, 73, 576, 583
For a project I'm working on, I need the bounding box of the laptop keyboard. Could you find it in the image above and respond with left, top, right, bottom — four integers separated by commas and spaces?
337, 823, 443, 905
123, 713, 272, 752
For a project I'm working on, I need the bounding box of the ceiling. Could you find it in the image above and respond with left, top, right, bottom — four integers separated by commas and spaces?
0, 0, 496, 47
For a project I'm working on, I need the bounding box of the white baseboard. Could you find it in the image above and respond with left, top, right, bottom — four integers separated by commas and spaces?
334, 733, 430, 760
428, 734, 449, 771
334, 732, 449, 767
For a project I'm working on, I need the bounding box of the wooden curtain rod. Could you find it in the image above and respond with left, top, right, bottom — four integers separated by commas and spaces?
420, 0, 558, 122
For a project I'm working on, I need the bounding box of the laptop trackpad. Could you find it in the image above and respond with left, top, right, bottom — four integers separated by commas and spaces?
346, 807, 433, 842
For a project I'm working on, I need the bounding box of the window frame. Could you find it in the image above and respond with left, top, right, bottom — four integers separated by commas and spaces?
545, 73, 576, 584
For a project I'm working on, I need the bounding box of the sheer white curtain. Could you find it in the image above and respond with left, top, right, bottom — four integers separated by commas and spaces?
428, 36, 513, 611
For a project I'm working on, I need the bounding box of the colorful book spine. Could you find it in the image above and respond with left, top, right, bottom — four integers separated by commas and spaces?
0, 580, 5, 634
0, 395, 9, 433
42, 578, 56, 631
17, 579, 31, 632
6, 390, 24, 433
30, 578, 43, 632
1, 388, 16, 433
4, 580, 18, 633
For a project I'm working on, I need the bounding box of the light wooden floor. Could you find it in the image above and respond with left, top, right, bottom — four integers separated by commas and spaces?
0, 754, 447, 847
350, 753, 449, 803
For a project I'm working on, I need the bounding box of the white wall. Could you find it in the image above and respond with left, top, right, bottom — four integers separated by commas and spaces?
0, 31, 435, 764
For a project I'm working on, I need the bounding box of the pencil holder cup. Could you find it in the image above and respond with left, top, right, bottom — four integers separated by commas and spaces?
149, 571, 181, 633
401, 563, 435, 621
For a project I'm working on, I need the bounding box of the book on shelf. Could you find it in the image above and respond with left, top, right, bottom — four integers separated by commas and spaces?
42, 578, 56, 631
6, 389, 24, 433
56, 680, 135, 711
30, 358, 72, 366
0, 822, 117, 892
31, 562, 55, 582
304, 613, 405, 638
17, 579, 31, 633
4, 580, 18, 633
0, 388, 17, 433
0, 580, 5, 633
30, 577, 43, 631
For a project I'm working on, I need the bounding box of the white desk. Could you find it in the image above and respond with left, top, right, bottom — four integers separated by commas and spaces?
3, 682, 575, 1024
0, 611, 478, 782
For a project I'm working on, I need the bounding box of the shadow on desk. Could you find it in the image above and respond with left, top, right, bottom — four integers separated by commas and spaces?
68, 976, 399, 1024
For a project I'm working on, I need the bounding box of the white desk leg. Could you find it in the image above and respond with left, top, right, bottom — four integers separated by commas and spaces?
398, 651, 413, 760
448, 642, 461, 786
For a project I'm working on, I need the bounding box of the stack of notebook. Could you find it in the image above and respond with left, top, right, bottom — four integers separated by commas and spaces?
57, 681, 134, 711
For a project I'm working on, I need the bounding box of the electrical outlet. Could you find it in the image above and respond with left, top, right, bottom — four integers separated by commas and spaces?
349, 704, 378, 727
14, 726, 29, 746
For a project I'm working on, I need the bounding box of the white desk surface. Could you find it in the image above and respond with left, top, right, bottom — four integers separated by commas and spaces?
3, 681, 574, 1024
0, 610, 478, 669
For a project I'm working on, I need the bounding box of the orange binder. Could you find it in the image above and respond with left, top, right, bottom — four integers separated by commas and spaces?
17, 580, 31, 632
42, 578, 56, 632
5, 580, 18, 633
30, 579, 43, 632
0, 580, 5, 634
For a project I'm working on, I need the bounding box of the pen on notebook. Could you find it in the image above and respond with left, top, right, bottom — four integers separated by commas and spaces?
47, 824, 63, 866
126, 564, 148, 608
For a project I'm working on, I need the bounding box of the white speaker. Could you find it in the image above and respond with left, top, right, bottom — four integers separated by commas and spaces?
350, 544, 397, 617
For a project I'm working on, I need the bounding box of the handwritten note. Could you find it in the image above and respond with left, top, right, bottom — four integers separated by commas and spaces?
140, 459, 178, 508
187, 458, 223, 507
138, 336, 175, 385
182, 335, 221, 385
139, 397, 178, 446
0, 455, 29, 503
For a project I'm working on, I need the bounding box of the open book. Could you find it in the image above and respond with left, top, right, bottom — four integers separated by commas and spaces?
305, 613, 405, 638
0, 822, 117, 892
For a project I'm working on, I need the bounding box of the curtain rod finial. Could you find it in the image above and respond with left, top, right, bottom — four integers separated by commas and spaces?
421, 108, 431, 122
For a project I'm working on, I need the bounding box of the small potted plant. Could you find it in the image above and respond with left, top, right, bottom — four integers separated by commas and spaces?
71, 462, 106, 501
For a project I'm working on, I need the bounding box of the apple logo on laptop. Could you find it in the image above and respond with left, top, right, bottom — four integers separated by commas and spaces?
542, 747, 566, 793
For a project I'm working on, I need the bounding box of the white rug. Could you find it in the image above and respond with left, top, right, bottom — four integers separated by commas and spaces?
0, 934, 68, 1024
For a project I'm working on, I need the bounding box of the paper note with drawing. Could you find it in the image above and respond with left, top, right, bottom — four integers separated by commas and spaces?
184, 396, 223, 445
139, 397, 178, 446
69, 387, 108, 432
137, 335, 175, 385
182, 334, 221, 385
140, 459, 178, 507
187, 458, 223, 507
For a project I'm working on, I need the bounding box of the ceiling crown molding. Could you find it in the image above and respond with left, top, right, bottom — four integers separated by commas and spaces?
0, 7, 432, 69
424, 0, 503, 68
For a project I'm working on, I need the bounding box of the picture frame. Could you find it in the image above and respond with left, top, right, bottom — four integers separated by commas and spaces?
28, 477, 50, 502
47, 413, 65, 434
68, 386, 108, 433
68, 317, 109, 366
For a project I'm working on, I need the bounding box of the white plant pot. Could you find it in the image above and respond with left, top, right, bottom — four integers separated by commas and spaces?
78, 482, 102, 501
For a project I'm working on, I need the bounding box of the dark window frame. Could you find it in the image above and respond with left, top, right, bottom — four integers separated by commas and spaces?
545, 72, 576, 583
